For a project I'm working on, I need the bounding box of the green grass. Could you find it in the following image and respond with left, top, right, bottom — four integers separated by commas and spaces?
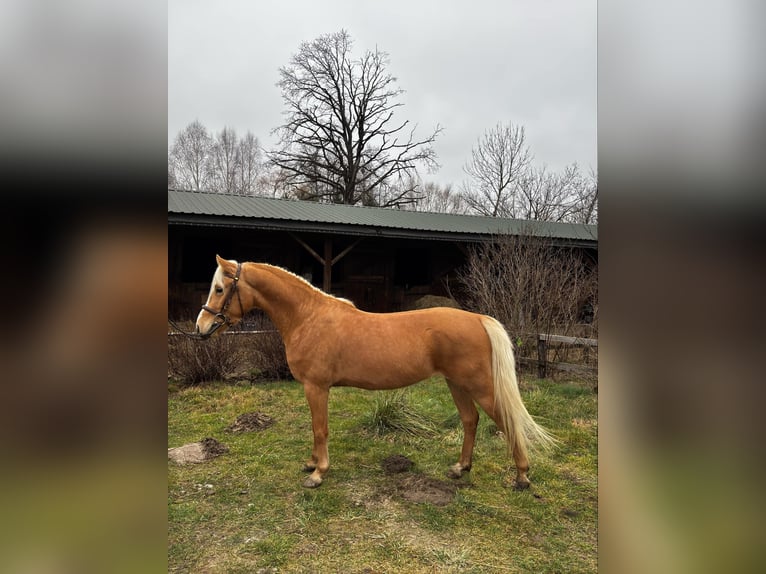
168, 376, 597, 573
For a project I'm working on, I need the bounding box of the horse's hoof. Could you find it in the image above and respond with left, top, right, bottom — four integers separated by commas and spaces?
447, 464, 468, 479
303, 464, 316, 473
513, 479, 531, 491
302, 475, 323, 488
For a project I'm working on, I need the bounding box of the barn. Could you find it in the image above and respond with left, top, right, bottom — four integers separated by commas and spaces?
168, 188, 597, 321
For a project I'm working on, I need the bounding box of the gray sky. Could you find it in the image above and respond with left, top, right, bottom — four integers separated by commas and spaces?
169, 0, 596, 188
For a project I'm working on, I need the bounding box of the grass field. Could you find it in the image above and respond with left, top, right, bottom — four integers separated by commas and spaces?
168, 376, 597, 573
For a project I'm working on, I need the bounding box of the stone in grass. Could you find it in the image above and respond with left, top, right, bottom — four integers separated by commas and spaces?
168, 437, 229, 464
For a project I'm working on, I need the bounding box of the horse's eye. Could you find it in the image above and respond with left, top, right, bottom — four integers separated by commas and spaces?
215, 286, 223, 294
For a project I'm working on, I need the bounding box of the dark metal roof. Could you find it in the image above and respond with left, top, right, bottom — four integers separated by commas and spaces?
168, 188, 597, 246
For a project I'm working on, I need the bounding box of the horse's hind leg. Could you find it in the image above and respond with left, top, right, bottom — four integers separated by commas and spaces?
446, 382, 480, 479
302, 383, 330, 488
472, 392, 531, 490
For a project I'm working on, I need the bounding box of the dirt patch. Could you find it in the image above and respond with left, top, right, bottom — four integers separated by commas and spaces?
226, 411, 275, 433
381, 454, 414, 474
168, 437, 229, 464
395, 474, 460, 506
349, 459, 464, 508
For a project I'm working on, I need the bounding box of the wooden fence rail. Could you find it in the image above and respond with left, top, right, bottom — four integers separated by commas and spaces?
528, 333, 598, 378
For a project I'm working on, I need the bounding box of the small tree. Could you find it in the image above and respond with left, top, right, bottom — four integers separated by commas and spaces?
414, 181, 471, 214
169, 120, 213, 191
208, 126, 239, 194
516, 163, 598, 224
462, 122, 531, 217
235, 131, 263, 195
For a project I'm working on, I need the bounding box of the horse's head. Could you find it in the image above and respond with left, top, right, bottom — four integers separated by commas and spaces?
195, 255, 245, 338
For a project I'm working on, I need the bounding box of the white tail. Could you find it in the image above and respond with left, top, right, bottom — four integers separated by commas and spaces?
481, 317, 559, 457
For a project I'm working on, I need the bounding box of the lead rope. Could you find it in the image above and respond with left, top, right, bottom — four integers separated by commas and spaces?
168, 318, 206, 339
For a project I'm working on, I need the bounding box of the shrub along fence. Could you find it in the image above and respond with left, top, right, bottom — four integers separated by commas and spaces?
458, 232, 598, 380
168, 329, 290, 385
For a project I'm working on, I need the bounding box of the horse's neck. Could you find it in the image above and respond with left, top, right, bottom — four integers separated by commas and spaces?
247, 264, 323, 337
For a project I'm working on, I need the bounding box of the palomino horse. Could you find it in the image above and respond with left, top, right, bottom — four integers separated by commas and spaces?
196, 255, 557, 489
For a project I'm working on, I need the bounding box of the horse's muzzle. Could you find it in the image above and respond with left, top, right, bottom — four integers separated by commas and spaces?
196, 317, 227, 339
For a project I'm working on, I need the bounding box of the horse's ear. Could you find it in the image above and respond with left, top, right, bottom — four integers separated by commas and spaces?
216, 254, 236, 274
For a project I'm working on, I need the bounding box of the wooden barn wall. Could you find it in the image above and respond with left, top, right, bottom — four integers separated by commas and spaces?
168, 225, 467, 319
168, 224, 597, 321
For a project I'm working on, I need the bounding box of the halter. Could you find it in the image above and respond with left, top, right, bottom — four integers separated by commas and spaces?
198, 262, 243, 338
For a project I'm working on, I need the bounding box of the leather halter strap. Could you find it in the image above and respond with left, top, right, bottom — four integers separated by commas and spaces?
199, 262, 243, 338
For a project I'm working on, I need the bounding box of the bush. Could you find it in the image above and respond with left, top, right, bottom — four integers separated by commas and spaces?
249, 331, 292, 381
168, 328, 292, 386
458, 232, 598, 341
168, 335, 243, 385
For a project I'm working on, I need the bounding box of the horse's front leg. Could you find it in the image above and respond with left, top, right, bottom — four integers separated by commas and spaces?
302, 382, 330, 488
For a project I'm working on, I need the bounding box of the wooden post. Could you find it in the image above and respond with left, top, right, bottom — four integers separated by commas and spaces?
537, 335, 548, 379
323, 238, 332, 292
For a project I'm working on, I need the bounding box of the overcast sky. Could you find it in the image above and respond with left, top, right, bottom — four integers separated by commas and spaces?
168, 0, 596, 188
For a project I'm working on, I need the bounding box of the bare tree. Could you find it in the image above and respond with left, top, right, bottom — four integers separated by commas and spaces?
572, 167, 598, 224
235, 131, 262, 195
270, 30, 441, 207
167, 157, 177, 187
252, 165, 296, 199
208, 127, 239, 194
414, 181, 471, 214
460, 120, 598, 224
169, 120, 213, 190
368, 173, 426, 208
517, 164, 575, 221
169, 122, 265, 196
515, 163, 598, 224
462, 122, 531, 217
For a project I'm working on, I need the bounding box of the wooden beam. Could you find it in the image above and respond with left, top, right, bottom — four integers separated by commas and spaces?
331, 238, 362, 266
289, 233, 325, 266
323, 238, 332, 292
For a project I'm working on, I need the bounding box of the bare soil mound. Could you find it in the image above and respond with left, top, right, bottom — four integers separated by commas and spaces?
382, 454, 415, 474
226, 412, 275, 433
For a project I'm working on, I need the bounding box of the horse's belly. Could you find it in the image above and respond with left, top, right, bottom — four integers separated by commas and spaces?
333, 356, 436, 390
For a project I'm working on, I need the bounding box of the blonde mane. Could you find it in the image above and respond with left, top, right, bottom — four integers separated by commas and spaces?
258, 263, 356, 308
